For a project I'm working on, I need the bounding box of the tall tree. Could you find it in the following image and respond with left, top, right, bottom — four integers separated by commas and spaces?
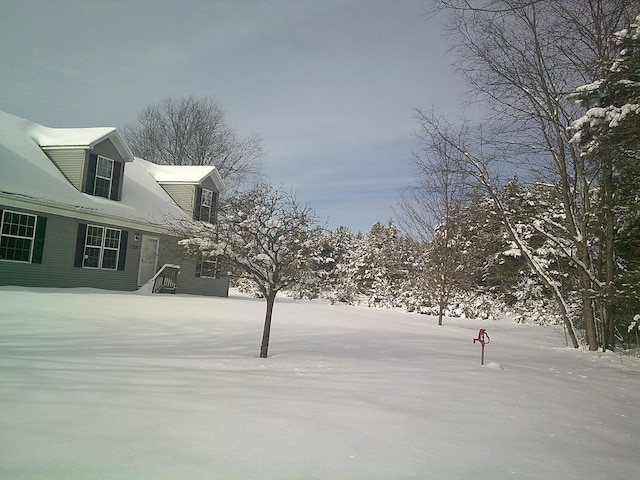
180, 183, 322, 358
318, 225, 360, 305
431, 0, 636, 350
397, 117, 470, 325
412, 112, 580, 347
569, 13, 640, 349
124, 96, 263, 190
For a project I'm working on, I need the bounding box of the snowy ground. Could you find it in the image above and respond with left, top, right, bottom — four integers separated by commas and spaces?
1, 287, 638, 480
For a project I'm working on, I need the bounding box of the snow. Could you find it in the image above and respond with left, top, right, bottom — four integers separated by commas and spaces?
0, 111, 187, 228
1, 287, 638, 479
32, 125, 123, 151
139, 157, 225, 193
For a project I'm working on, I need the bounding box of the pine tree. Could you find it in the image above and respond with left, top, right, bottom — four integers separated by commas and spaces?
569, 13, 640, 349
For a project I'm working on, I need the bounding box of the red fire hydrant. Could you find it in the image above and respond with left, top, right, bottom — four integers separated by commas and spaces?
473, 328, 490, 365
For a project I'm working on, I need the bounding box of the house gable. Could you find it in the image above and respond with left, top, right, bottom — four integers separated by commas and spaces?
41, 134, 131, 201
136, 158, 225, 222
0, 111, 188, 232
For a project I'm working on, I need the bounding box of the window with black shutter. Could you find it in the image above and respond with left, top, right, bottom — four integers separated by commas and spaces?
84, 154, 124, 201
0, 209, 46, 263
74, 223, 127, 270
194, 187, 214, 223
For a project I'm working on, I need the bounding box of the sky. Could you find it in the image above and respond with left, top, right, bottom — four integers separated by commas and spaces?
0, 0, 467, 233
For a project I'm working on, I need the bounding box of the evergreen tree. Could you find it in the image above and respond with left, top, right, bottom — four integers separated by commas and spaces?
569, 13, 640, 349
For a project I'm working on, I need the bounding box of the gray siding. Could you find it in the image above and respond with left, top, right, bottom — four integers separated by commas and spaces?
43, 148, 85, 190
200, 177, 219, 193
94, 138, 125, 162
1, 205, 228, 297
0, 207, 141, 291
160, 184, 196, 218
157, 236, 229, 297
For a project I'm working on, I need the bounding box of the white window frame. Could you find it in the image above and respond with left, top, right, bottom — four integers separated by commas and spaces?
200, 188, 213, 223
0, 210, 37, 263
94, 156, 114, 198
83, 224, 121, 270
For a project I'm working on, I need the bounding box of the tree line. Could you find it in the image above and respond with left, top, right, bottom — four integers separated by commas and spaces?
397, 0, 639, 352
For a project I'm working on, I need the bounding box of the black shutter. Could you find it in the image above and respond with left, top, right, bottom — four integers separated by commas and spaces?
117, 231, 128, 271
74, 223, 87, 267
212, 192, 218, 223
194, 186, 202, 220
111, 161, 123, 200
0, 209, 3, 260
32, 216, 47, 264
195, 255, 202, 277
84, 154, 98, 194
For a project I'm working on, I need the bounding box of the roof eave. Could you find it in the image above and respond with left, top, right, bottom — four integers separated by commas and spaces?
157, 171, 226, 194
40, 130, 135, 163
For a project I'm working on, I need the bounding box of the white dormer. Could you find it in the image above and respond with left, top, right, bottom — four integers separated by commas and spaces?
34, 127, 134, 201
137, 158, 225, 222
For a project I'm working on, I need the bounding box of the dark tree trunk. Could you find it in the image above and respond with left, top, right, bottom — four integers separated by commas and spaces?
260, 291, 277, 358
602, 159, 616, 352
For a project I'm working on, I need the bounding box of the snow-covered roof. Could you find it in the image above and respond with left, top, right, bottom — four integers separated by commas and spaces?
0, 110, 188, 232
32, 123, 134, 162
138, 158, 225, 193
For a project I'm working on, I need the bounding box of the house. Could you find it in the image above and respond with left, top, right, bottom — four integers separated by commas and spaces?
0, 110, 229, 296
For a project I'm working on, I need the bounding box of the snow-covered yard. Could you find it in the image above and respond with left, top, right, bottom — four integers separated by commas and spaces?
1, 287, 638, 479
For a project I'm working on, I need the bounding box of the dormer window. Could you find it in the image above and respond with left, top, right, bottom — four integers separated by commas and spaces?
200, 188, 213, 221
94, 156, 114, 198
83, 153, 124, 201
195, 187, 216, 223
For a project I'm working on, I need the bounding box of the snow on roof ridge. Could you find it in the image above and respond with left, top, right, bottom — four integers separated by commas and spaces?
135, 157, 225, 192
34, 125, 117, 148
0, 110, 186, 229
0, 110, 133, 161
0, 110, 116, 148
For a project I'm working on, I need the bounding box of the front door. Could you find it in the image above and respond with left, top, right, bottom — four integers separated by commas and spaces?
138, 235, 159, 286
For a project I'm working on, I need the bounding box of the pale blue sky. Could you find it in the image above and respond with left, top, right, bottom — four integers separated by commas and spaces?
0, 0, 466, 233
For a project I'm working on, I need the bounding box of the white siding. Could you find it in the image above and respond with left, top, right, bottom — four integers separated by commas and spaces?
161, 184, 196, 218
43, 148, 85, 190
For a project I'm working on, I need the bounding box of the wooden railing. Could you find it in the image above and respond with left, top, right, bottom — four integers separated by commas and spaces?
151, 264, 180, 294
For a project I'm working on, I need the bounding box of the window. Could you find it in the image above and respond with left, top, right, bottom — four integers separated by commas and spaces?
199, 188, 214, 223
94, 156, 114, 198
0, 210, 46, 263
200, 259, 217, 278
195, 254, 228, 278
84, 154, 123, 201
194, 187, 217, 223
82, 225, 121, 269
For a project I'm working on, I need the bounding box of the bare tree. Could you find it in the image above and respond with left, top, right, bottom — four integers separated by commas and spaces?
124, 96, 263, 190
397, 114, 471, 325
432, 0, 636, 350
180, 183, 322, 358
414, 111, 581, 347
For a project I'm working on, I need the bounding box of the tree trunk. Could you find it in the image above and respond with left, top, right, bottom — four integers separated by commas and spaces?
602, 157, 616, 352
438, 275, 446, 326
260, 291, 277, 358
577, 241, 599, 351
